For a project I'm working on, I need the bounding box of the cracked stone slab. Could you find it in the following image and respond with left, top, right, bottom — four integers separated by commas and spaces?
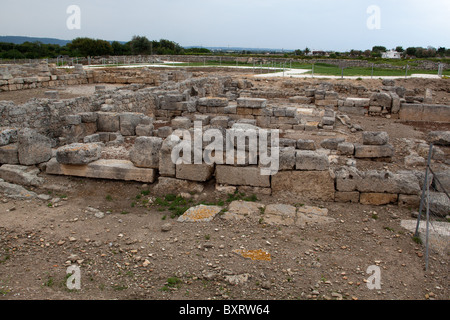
177, 205, 223, 222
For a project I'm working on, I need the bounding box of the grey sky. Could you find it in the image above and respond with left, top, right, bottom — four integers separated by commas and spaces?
1, 0, 449, 50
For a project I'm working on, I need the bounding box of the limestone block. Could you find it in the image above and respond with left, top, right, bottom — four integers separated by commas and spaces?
135, 124, 154, 137
362, 132, 389, 146
296, 139, 316, 150
130, 136, 163, 169
97, 112, 120, 132
360, 193, 398, 205
0, 144, 19, 164
46, 158, 156, 183
17, 128, 52, 165
295, 150, 329, 171
215, 165, 270, 187
236, 98, 267, 109
176, 163, 215, 182
272, 170, 335, 201
354, 144, 394, 158
337, 142, 355, 155
56, 143, 102, 165
320, 138, 345, 150
119, 112, 143, 136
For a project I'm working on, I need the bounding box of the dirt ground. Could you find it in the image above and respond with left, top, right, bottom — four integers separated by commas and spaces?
0, 173, 448, 301
0, 68, 448, 301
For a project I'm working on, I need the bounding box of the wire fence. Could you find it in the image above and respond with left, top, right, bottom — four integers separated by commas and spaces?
412, 144, 450, 271
0, 56, 447, 78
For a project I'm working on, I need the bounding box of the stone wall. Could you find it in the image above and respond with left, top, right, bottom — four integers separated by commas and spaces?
0, 62, 192, 92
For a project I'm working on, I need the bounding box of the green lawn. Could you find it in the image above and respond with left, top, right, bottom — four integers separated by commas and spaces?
172, 60, 449, 77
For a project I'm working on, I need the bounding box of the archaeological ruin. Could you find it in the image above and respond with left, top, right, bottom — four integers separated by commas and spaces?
0, 60, 449, 213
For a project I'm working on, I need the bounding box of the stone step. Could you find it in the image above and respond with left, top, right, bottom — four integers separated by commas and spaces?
45, 158, 156, 183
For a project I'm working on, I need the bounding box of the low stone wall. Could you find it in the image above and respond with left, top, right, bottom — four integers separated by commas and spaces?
0, 62, 192, 92
399, 103, 450, 122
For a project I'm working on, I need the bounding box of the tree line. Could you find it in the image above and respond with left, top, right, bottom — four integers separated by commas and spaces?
291, 45, 449, 59
0, 35, 211, 60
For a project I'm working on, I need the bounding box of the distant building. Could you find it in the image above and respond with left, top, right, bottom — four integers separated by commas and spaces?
382, 50, 401, 59
306, 50, 330, 57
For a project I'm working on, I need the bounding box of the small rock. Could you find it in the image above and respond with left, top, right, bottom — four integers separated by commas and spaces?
161, 223, 172, 232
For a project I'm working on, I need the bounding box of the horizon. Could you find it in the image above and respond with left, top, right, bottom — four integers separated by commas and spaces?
1, 1, 449, 51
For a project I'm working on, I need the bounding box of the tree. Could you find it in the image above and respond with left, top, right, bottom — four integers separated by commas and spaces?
437, 47, 446, 56
406, 47, 417, 57
395, 46, 404, 52
372, 46, 387, 53
304, 47, 310, 55
68, 37, 113, 57
129, 35, 151, 55
294, 49, 303, 56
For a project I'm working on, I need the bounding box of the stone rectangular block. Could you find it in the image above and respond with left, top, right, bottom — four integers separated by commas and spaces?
354, 144, 394, 158
335, 191, 360, 203
130, 136, 163, 168
215, 165, 270, 187
119, 112, 143, 136
272, 170, 335, 201
56, 143, 103, 165
46, 158, 156, 183
295, 150, 329, 171
198, 97, 229, 107
97, 112, 120, 132
362, 132, 389, 146
360, 193, 398, 205
0, 143, 19, 164
17, 128, 52, 165
176, 163, 215, 182
237, 98, 267, 109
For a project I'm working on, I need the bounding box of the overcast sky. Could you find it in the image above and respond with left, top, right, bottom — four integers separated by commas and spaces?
1, 0, 449, 51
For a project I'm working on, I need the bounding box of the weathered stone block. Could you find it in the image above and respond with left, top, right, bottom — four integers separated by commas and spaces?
130, 136, 163, 169
210, 116, 230, 128
171, 117, 191, 130
135, 124, 154, 137
215, 165, 270, 187
97, 112, 120, 132
354, 144, 394, 158
0, 164, 43, 186
119, 112, 143, 136
337, 142, 355, 155
64, 115, 81, 126
17, 128, 52, 165
398, 194, 420, 208
176, 163, 214, 182
46, 158, 156, 183
320, 138, 345, 150
272, 170, 335, 201
296, 139, 316, 150
370, 92, 392, 109
237, 98, 267, 109
0, 129, 18, 146
362, 131, 389, 145
198, 97, 229, 107
295, 150, 329, 171
0, 144, 19, 164
79, 112, 98, 123
360, 193, 398, 205
335, 191, 360, 203
56, 143, 102, 165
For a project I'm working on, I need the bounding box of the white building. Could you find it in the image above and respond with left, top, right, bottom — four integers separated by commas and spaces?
382, 50, 401, 59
